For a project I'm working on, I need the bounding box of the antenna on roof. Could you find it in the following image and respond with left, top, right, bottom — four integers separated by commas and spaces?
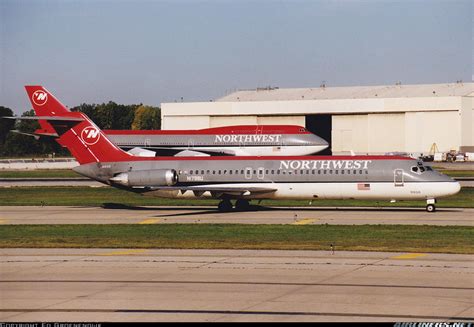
320, 81, 326, 89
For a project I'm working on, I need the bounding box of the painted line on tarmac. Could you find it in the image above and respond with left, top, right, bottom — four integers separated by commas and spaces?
292, 218, 317, 225
138, 218, 161, 225
391, 253, 428, 260
98, 249, 148, 256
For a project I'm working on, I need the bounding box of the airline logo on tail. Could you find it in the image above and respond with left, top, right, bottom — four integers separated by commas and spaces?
32, 90, 48, 106
81, 126, 101, 145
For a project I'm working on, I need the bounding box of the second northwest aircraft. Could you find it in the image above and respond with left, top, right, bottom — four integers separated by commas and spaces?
26, 88, 328, 157
20, 86, 460, 212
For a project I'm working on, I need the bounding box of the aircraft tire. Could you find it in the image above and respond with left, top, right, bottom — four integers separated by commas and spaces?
218, 200, 233, 212
235, 199, 250, 211
426, 204, 436, 213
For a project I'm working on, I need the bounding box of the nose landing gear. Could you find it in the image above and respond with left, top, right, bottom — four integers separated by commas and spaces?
426, 199, 436, 213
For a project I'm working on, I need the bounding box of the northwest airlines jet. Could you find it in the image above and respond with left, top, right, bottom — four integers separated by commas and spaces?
26, 88, 328, 156
19, 86, 460, 212
104, 126, 329, 156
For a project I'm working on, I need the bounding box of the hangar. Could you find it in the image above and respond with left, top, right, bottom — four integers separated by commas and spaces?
161, 82, 474, 155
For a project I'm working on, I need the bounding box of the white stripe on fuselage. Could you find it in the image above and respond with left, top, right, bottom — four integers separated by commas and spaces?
171, 145, 327, 156
149, 182, 460, 200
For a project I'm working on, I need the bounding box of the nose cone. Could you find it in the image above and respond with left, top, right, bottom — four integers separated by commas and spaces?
447, 181, 461, 196
312, 134, 329, 149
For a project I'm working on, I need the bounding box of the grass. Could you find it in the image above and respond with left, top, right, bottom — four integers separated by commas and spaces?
0, 169, 80, 178
0, 224, 472, 254
0, 186, 472, 208
438, 170, 474, 177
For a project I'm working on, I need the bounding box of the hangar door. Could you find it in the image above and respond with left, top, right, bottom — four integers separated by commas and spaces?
306, 115, 332, 155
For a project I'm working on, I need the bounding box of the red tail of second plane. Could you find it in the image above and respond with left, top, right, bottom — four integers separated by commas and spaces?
24, 85, 131, 164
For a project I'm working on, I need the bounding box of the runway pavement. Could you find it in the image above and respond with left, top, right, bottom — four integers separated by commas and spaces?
0, 205, 473, 226
0, 248, 472, 322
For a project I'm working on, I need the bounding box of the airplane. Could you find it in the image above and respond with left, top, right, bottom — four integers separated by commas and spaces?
16, 85, 461, 213
25, 86, 329, 156
104, 125, 329, 156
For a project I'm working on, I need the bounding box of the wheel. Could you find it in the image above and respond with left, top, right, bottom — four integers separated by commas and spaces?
426, 204, 436, 213
218, 200, 233, 212
235, 199, 250, 211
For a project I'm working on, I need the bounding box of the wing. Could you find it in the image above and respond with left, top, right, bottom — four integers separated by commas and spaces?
140, 185, 277, 198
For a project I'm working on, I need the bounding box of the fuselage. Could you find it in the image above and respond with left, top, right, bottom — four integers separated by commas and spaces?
74, 155, 460, 201
104, 125, 329, 156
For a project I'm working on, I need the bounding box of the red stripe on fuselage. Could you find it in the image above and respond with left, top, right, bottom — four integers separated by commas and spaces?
104, 125, 311, 135
101, 155, 412, 162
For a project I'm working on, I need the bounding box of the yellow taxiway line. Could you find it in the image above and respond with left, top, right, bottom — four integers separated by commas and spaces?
391, 253, 428, 260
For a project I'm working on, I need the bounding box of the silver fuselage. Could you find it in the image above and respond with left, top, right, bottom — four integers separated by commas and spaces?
74, 156, 460, 201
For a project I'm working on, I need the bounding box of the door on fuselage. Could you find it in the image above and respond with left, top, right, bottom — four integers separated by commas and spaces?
394, 169, 404, 187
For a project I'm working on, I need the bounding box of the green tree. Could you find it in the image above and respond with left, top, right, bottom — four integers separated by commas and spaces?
0, 106, 15, 145
1, 109, 68, 157
131, 105, 161, 130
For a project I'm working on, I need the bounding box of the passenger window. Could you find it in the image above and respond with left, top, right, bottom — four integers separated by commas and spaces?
329, 170, 333, 174
277, 170, 280, 175
229, 170, 233, 175
335, 170, 338, 174
190, 170, 193, 174
271, 170, 274, 174
359, 170, 363, 174
411, 167, 418, 173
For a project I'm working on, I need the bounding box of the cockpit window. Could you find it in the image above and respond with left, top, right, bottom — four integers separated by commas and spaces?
412, 165, 430, 174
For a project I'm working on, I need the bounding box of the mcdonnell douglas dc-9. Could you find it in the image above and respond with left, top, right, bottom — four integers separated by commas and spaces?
18, 86, 460, 212
25, 87, 328, 157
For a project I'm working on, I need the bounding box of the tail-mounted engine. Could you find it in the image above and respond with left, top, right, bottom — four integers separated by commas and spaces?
110, 169, 178, 187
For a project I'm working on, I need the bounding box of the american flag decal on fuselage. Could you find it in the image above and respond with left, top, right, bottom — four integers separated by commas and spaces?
357, 183, 371, 190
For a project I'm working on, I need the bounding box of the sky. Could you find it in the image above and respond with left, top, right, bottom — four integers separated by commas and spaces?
0, 0, 472, 115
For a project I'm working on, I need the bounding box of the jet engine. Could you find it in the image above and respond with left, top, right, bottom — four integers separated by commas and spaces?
110, 169, 178, 187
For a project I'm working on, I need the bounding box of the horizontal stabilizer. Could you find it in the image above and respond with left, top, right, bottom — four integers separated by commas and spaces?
2, 116, 84, 122
10, 130, 59, 138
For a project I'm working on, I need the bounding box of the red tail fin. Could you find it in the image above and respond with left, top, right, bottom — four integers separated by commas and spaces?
25, 85, 70, 136
24, 86, 131, 165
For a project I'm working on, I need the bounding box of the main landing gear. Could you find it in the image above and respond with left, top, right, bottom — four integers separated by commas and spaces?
426, 199, 436, 213
218, 199, 233, 212
217, 199, 251, 212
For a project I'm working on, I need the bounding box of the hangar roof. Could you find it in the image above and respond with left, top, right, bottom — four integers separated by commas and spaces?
217, 82, 474, 102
